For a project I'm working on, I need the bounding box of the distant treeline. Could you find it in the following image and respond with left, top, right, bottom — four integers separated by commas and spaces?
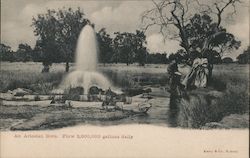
1, 43, 249, 65
0, 42, 171, 64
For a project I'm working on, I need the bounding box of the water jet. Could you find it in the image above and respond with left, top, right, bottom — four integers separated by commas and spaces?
59, 25, 111, 95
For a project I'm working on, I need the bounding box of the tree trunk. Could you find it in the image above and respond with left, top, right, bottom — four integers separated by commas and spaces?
65, 62, 69, 72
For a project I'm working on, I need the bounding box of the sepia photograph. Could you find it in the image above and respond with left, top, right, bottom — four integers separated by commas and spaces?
0, 0, 249, 157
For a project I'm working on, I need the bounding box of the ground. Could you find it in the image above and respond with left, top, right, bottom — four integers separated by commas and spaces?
0, 62, 249, 130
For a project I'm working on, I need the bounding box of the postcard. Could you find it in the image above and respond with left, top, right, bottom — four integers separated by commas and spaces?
0, 0, 249, 157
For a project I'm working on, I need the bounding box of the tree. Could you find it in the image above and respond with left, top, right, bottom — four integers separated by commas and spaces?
32, 9, 61, 72
0, 43, 14, 61
32, 8, 91, 72
142, 0, 242, 80
148, 53, 168, 64
97, 28, 114, 65
136, 47, 148, 66
185, 14, 240, 62
113, 32, 136, 65
237, 46, 250, 64
15, 43, 33, 62
56, 8, 91, 72
169, 49, 189, 63
134, 30, 148, 66
112, 31, 147, 66
32, 40, 44, 62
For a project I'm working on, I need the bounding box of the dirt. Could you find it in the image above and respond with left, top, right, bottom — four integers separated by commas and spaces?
0, 105, 134, 130
0, 92, 171, 130
220, 113, 249, 128
202, 113, 249, 129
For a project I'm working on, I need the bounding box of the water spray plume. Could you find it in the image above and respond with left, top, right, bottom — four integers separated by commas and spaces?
59, 25, 111, 94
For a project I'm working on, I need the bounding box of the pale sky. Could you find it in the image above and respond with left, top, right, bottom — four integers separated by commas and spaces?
1, 0, 249, 59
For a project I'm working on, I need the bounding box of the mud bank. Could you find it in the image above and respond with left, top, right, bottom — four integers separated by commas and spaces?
0, 105, 135, 131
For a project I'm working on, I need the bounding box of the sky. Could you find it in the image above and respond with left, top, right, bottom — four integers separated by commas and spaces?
1, 0, 249, 59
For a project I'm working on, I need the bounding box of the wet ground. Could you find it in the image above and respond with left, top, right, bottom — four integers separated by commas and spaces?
86, 97, 171, 126
0, 95, 173, 131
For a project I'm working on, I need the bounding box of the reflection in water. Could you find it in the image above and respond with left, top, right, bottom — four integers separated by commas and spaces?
74, 97, 173, 127
167, 96, 179, 127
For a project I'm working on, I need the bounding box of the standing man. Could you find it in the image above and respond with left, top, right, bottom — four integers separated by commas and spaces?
167, 59, 184, 96
167, 60, 178, 91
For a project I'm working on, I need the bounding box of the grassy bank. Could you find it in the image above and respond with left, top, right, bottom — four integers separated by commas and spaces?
172, 64, 249, 128
0, 70, 65, 94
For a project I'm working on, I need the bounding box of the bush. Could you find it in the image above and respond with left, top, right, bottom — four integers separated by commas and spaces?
63, 87, 84, 101
34, 95, 41, 101
170, 64, 249, 128
172, 92, 223, 128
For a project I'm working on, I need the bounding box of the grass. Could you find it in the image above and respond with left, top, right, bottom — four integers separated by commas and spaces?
102, 69, 168, 89
212, 64, 249, 114
0, 62, 169, 94
172, 64, 249, 128
0, 70, 65, 94
0, 62, 249, 129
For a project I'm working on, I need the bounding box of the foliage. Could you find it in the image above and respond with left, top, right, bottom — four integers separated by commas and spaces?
165, 13, 239, 65
32, 40, 44, 62
147, 53, 169, 64
0, 43, 40, 62
15, 43, 33, 62
142, 0, 242, 76
172, 66, 248, 128
134, 30, 148, 66
112, 30, 147, 65
237, 46, 250, 64
97, 28, 114, 65
1, 41, 171, 65
2, 3, 242, 67
63, 87, 84, 101
185, 14, 240, 57
0, 43, 14, 61
34, 95, 41, 101
32, 8, 91, 71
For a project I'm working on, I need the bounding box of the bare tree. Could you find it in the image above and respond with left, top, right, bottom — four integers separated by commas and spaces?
142, 0, 242, 79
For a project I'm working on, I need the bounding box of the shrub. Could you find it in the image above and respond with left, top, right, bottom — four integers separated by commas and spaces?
63, 87, 84, 101
34, 95, 41, 101
172, 92, 223, 128
171, 65, 249, 128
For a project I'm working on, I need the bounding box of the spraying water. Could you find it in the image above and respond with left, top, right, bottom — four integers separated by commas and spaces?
59, 25, 111, 94
75, 25, 97, 71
